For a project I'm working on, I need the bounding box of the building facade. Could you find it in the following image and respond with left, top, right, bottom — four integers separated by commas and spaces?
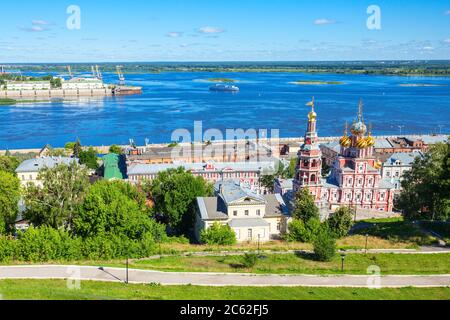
15, 156, 79, 187
127, 161, 276, 193
61, 78, 106, 90
195, 180, 289, 242
293, 99, 395, 212
5, 81, 51, 90
381, 151, 423, 191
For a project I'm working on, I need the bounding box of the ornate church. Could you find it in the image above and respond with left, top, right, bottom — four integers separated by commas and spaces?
293, 98, 394, 213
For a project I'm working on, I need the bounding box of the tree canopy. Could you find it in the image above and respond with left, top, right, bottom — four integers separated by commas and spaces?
326, 206, 354, 238
292, 187, 320, 222
200, 222, 236, 245
0, 171, 21, 234
0, 156, 20, 175
108, 145, 123, 154
73, 180, 164, 240
396, 141, 450, 221
146, 167, 213, 236
23, 163, 90, 229
79, 147, 99, 170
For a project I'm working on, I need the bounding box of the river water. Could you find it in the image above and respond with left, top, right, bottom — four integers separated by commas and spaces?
1, 71, 449, 149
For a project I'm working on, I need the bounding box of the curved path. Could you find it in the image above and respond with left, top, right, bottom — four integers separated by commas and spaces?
1, 265, 450, 288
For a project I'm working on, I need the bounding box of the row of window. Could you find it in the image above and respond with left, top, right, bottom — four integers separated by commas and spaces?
233, 209, 262, 216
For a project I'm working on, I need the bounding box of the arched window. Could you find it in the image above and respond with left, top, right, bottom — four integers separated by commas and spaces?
310, 174, 316, 183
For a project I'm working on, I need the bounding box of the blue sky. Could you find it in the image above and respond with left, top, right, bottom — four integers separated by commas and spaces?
0, 0, 449, 62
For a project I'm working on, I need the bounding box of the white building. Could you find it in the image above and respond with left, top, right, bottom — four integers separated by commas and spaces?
381, 151, 423, 191
61, 77, 106, 90
5, 81, 51, 90
195, 180, 290, 243
15, 156, 79, 187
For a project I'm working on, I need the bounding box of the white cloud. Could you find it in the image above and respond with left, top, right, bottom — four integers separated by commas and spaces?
32, 20, 50, 25
422, 46, 434, 50
313, 18, 336, 25
197, 26, 225, 34
19, 25, 47, 32
166, 32, 182, 38
445, 10, 450, 15
444, 39, 450, 44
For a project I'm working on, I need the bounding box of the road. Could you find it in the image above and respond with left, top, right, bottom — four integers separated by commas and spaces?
1, 265, 449, 288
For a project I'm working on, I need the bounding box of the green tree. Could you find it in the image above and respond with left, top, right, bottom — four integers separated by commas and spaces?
65, 142, 75, 151
73, 180, 165, 240
79, 147, 99, 170
241, 253, 258, 268
396, 141, 449, 221
73, 139, 82, 158
260, 174, 275, 193
326, 206, 354, 238
0, 171, 21, 234
313, 227, 336, 262
147, 167, 213, 236
108, 145, 123, 154
200, 222, 236, 245
0, 156, 20, 175
284, 158, 297, 179
286, 217, 322, 243
23, 162, 90, 229
292, 187, 319, 222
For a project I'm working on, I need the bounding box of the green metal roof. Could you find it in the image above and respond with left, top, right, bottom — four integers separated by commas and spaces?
103, 153, 123, 180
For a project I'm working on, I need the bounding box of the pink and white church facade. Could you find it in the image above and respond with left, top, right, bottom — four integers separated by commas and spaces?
293, 98, 394, 212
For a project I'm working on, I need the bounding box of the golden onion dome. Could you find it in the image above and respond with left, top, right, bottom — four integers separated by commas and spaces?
308, 110, 317, 121
339, 136, 351, 147
366, 135, 375, 147
374, 159, 382, 169
356, 137, 368, 149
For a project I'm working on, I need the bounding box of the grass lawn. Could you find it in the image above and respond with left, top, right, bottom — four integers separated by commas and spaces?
0, 279, 448, 300
420, 221, 450, 244
352, 217, 436, 247
123, 253, 450, 275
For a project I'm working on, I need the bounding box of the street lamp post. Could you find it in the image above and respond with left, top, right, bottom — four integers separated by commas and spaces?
126, 255, 129, 284
365, 234, 369, 254
257, 234, 261, 257
340, 253, 346, 272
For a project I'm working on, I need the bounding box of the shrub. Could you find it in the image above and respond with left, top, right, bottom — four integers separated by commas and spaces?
241, 253, 258, 268
200, 222, 237, 245
313, 228, 336, 262
287, 217, 321, 243
326, 206, 354, 238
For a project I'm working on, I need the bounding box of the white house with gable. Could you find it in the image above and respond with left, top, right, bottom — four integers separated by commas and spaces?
195, 180, 290, 242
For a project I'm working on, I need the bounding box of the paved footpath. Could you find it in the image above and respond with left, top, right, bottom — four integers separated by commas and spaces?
1, 265, 449, 288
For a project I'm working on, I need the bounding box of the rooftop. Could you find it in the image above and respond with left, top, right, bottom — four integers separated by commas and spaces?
385, 151, 423, 166
127, 161, 276, 176
15, 156, 78, 173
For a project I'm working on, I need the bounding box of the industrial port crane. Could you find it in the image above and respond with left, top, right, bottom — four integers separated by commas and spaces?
116, 65, 125, 85
67, 66, 74, 79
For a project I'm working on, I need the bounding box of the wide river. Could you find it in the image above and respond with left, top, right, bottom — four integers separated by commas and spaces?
1, 72, 449, 149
